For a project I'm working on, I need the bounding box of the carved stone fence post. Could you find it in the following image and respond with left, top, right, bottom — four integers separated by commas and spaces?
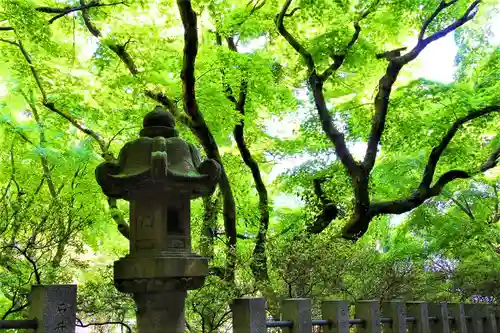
0, 284, 76, 332
231, 298, 500, 333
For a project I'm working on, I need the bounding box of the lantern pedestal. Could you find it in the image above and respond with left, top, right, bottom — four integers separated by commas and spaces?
133, 291, 186, 333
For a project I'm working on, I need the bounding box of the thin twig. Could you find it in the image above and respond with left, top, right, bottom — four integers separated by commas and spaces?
37, 1, 126, 24
13, 245, 41, 284
76, 318, 132, 333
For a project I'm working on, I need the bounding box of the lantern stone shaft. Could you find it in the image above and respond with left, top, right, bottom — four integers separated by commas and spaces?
95, 106, 221, 333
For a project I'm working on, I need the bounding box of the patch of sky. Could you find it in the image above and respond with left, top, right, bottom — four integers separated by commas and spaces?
263, 115, 300, 139
412, 34, 458, 84
389, 212, 409, 227
0, 78, 7, 98
267, 153, 315, 182
489, 5, 500, 45
77, 35, 100, 62
470, 180, 494, 195
238, 35, 268, 54
15, 110, 32, 123
274, 193, 305, 208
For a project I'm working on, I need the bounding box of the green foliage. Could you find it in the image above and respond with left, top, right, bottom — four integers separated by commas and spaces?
0, 0, 498, 331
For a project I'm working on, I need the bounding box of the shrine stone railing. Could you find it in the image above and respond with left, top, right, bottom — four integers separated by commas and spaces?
231, 298, 500, 333
0, 285, 76, 333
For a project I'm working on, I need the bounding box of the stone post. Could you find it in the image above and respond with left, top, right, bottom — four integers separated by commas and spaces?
464, 304, 484, 333
322, 300, 350, 333
428, 303, 450, 333
449, 303, 468, 333
355, 301, 381, 333
95, 106, 221, 333
29, 285, 77, 333
382, 301, 406, 333
281, 299, 312, 333
231, 298, 267, 333
407, 302, 430, 333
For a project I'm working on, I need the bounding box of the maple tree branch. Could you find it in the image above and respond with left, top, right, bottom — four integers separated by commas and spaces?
1, 290, 29, 320
13, 245, 41, 284
76, 0, 196, 134
8, 143, 21, 196
37, 1, 126, 24
403, 0, 480, 63
344, 104, 499, 240
375, 47, 407, 60
107, 198, 129, 239
363, 58, 403, 170
420, 105, 500, 189
319, 23, 360, 82
76, 4, 190, 127
236, 0, 267, 28
3, 122, 35, 145
0, 2, 125, 29
0, 38, 18, 46
144, 91, 192, 126
43, 103, 108, 153
363, 0, 481, 171
222, 35, 270, 282
76, 3, 189, 130
418, 0, 458, 41
75, 0, 187, 126
429, 170, 471, 193
488, 184, 500, 225
275, 3, 358, 173
276, 0, 315, 71
177, 0, 237, 281
309, 75, 359, 174
440, 189, 476, 221
283, 7, 299, 17
78, 0, 138, 74
249, 0, 266, 14
200, 192, 221, 259
276, 0, 375, 175
177, 0, 200, 122
320, 0, 379, 82
69, 1, 193, 137
480, 144, 500, 172
16, 40, 47, 101
79, 0, 103, 37
75, 0, 224, 148
307, 178, 339, 234
370, 106, 500, 217
145, 91, 176, 112
36, 1, 125, 14
1, 302, 29, 320
24, 94, 58, 199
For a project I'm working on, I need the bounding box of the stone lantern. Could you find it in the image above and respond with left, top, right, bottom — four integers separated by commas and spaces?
95, 106, 220, 333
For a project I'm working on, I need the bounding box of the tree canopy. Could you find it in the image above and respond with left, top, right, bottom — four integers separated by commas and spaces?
0, 0, 498, 331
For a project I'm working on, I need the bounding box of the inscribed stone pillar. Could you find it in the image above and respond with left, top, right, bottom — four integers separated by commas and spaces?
28, 285, 76, 333
95, 106, 221, 333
